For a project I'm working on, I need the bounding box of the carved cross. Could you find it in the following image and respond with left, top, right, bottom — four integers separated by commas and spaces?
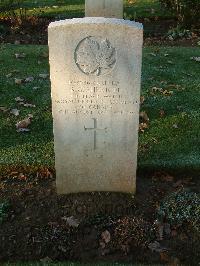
84, 118, 107, 150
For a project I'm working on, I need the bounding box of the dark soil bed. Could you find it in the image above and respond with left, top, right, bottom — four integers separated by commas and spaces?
0, 17, 199, 46
0, 171, 199, 264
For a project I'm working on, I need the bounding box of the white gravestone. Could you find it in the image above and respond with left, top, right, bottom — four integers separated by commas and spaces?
48, 18, 143, 194
85, 0, 123, 19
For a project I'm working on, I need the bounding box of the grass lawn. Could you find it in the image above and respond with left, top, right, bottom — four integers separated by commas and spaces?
0, 44, 199, 176
0, 0, 172, 20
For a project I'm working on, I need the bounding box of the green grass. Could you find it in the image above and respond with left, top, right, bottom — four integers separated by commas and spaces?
0, 0, 172, 20
0, 44, 200, 175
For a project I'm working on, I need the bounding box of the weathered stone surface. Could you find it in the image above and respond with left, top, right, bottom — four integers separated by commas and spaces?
85, 0, 123, 18
48, 17, 143, 194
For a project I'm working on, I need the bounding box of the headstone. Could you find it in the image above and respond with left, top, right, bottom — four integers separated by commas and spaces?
48, 17, 143, 194
85, 0, 123, 19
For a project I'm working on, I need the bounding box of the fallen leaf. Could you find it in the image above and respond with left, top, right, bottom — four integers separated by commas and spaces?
0, 106, 9, 113
40, 257, 53, 263
16, 128, 30, 133
101, 230, 111, 244
151, 87, 163, 94
28, 114, 33, 118
163, 90, 173, 96
25, 77, 34, 82
15, 53, 26, 59
10, 109, 20, 116
190, 56, 200, 62
159, 109, 165, 117
15, 78, 24, 85
40, 52, 49, 58
99, 240, 106, 249
16, 116, 32, 131
173, 180, 183, 188
172, 124, 178, 129
6, 73, 12, 78
15, 96, 24, 102
160, 251, 171, 262
39, 73, 49, 79
139, 123, 148, 133
140, 96, 145, 105
140, 111, 149, 123
149, 52, 157, 57
58, 246, 67, 253
14, 40, 20, 45
65, 216, 80, 228
23, 103, 36, 108
148, 241, 167, 253
18, 173, 27, 181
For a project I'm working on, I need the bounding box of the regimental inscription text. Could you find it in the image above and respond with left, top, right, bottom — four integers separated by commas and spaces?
54, 79, 138, 116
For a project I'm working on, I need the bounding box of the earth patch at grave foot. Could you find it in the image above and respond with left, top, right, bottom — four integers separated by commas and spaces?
0, 174, 199, 264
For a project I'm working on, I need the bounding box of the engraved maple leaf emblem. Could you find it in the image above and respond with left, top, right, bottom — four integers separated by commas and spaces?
75, 37, 116, 76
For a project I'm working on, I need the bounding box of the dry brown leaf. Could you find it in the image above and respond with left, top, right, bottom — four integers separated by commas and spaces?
140, 96, 145, 105
16, 116, 32, 132
140, 111, 149, 123
101, 230, 111, 244
151, 87, 163, 94
0, 106, 9, 113
159, 109, 165, 117
163, 90, 173, 96
160, 251, 171, 262
15, 78, 24, 85
139, 123, 148, 133
18, 173, 27, 181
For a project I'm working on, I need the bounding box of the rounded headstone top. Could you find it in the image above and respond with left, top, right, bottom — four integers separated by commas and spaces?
49, 17, 143, 30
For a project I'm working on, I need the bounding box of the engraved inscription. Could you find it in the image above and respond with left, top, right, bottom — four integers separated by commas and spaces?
54, 79, 138, 116
84, 118, 107, 150
75, 36, 116, 76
